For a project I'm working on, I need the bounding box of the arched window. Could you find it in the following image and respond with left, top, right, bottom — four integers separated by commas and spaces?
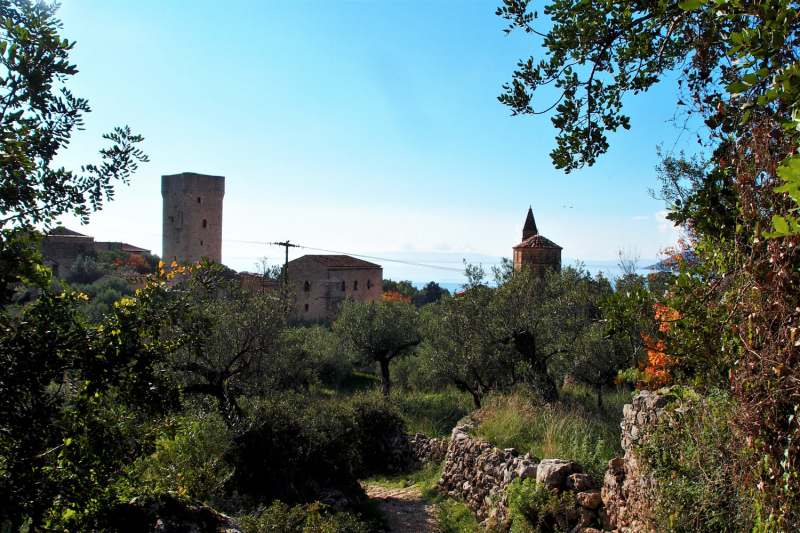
353, 280, 358, 290
202, 219, 207, 228
304, 281, 310, 292
341, 281, 346, 291
367, 280, 372, 290
197, 197, 202, 203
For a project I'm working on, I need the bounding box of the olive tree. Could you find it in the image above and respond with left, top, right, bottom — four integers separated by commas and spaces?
334, 299, 421, 395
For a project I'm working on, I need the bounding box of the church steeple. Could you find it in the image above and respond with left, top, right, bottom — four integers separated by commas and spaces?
522, 206, 538, 240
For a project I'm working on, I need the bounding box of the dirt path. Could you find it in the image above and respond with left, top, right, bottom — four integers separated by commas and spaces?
363, 483, 438, 533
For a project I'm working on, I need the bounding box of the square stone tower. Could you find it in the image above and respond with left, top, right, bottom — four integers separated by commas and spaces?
162, 172, 225, 265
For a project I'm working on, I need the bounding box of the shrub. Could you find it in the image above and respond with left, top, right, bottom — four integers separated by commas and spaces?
228, 394, 361, 506
238, 501, 372, 533
347, 392, 407, 475
70, 254, 110, 283
636, 390, 755, 533
128, 411, 234, 507
506, 479, 579, 533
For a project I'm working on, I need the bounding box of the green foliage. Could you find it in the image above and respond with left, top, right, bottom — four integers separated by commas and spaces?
128, 411, 234, 507
334, 299, 421, 395
224, 392, 406, 507
238, 501, 372, 533
394, 388, 473, 438
412, 281, 450, 307
424, 261, 611, 406
506, 479, 578, 533
437, 499, 485, 533
174, 288, 289, 421
348, 392, 408, 475
472, 391, 623, 480
636, 390, 754, 532
382, 279, 418, 299
69, 254, 110, 283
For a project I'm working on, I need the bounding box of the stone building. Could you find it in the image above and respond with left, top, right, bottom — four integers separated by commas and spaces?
39, 227, 151, 280
512, 207, 562, 275
39, 227, 96, 279
286, 255, 383, 321
162, 172, 224, 265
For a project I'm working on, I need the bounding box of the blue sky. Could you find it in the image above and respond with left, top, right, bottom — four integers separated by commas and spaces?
54, 0, 696, 283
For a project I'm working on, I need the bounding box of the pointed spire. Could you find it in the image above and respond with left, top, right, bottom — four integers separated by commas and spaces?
522, 206, 538, 240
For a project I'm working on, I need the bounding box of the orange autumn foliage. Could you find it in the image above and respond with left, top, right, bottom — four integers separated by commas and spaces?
114, 254, 152, 274
382, 291, 411, 303
640, 303, 680, 389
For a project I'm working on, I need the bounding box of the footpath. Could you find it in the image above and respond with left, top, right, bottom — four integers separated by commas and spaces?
363, 483, 438, 533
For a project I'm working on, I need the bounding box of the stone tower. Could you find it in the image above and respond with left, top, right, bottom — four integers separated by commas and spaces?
512, 206, 562, 275
162, 172, 225, 265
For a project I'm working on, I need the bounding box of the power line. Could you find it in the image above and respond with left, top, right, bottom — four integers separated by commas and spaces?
80, 229, 468, 273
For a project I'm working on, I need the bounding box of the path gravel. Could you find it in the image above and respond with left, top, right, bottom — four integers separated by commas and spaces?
363, 483, 438, 533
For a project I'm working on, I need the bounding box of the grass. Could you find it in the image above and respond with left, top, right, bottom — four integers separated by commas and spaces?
394, 388, 474, 438
364, 460, 444, 495
472, 387, 629, 480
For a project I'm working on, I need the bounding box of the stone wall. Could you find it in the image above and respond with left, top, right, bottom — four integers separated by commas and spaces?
437, 425, 606, 530
600, 390, 671, 533
387, 433, 448, 472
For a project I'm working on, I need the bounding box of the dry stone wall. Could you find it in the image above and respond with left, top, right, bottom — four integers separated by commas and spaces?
386, 391, 669, 532
600, 390, 671, 533
437, 425, 607, 530
387, 433, 448, 472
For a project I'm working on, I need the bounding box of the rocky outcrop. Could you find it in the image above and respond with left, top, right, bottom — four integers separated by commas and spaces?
388, 432, 448, 472
600, 390, 672, 532
437, 425, 606, 530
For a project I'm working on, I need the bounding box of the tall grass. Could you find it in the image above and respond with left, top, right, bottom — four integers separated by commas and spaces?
394, 388, 474, 438
472, 388, 628, 480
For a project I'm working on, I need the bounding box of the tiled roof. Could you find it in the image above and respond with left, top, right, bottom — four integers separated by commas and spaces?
120, 243, 150, 253
47, 226, 89, 237
513, 235, 563, 250
306, 255, 381, 269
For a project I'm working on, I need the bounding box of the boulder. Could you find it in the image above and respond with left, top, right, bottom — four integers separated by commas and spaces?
575, 490, 602, 510
536, 459, 582, 491
567, 473, 596, 492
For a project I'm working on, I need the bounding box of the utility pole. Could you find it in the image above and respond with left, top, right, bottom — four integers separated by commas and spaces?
273, 241, 300, 286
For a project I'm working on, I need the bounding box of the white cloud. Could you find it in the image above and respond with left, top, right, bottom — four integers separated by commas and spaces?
632, 215, 648, 220
655, 210, 681, 245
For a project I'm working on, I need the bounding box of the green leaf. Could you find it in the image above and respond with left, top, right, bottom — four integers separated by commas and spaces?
678, 0, 706, 10
726, 81, 750, 93
772, 215, 791, 236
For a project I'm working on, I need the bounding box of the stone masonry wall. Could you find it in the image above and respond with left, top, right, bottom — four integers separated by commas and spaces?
387, 433, 448, 472
437, 425, 606, 530
600, 390, 672, 533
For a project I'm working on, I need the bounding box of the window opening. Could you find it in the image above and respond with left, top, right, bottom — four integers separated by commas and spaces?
353, 280, 358, 290
304, 281, 310, 292
341, 281, 346, 291
367, 280, 371, 289
200, 240, 203, 245
197, 197, 201, 203
202, 219, 207, 228
304, 304, 309, 312
169, 216, 174, 223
